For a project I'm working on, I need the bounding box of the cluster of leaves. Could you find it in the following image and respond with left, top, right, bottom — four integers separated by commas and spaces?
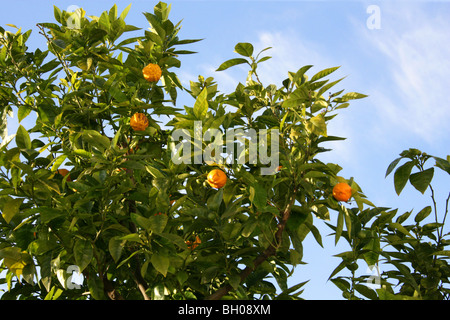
329, 149, 450, 300
1, 2, 368, 300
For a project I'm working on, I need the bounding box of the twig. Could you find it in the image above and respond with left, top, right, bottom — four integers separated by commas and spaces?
206, 189, 297, 300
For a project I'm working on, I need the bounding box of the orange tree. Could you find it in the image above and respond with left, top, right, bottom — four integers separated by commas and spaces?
0, 2, 369, 300
328, 149, 450, 300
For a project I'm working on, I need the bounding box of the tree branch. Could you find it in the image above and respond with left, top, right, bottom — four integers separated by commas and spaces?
126, 167, 151, 300
206, 189, 297, 300
103, 277, 125, 300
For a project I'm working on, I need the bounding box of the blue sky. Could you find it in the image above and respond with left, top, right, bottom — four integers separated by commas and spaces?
1, 0, 450, 299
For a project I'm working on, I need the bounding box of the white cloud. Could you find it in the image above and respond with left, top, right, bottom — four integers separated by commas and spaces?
254, 30, 340, 86
359, 3, 450, 145
253, 30, 363, 167
192, 29, 362, 168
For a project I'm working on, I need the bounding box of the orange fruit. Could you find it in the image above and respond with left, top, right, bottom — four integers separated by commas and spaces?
57, 168, 72, 181
142, 63, 162, 82
207, 169, 227, 189
130, 113, 149, 131
186, 236, 201, 250
332, 182, 352, 202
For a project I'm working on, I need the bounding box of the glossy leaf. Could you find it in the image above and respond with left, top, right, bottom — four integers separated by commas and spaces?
2, 197, 23, 223
73, 239, 93, 272
414, 206, 432, 223
409, 168, 434, 194
15, 125, 31, 150
393, 161, 415, 195
310, 66, 340, 82
216, 58, 248, 71
151, 252, 169, 277
193, 87, 208, 119
234, 42, 254, 57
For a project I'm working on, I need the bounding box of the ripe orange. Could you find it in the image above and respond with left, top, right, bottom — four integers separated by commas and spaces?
130, 113, 149, 131
57, 168, 72, 181
142, 63, 162, 82
332, 182, 352, 202
207, 169, 227, 189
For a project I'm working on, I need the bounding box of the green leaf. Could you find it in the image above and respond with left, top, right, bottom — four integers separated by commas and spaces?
145, 165, 165, 179
337, 92, 368, 102
328, 260, 347, 281
143, 12, 165, 38
193, 87, 208, 119
335, 208, 344, 245
18, 105, 32, 123
391, 261, 420, 293
82, 130, 110, 151
222, 222, 242, 241
109, 4, 118, 20
282, 86, 309, 109
109, 236, 125, 262
120, 3, 132, 20
216, 58, 248, 72
354, 284, 378, 300
38, 207, 65, 223
73, 149, 92, 158
73, 239, 93, 273
207, 189, 223, 211
414, 206, 432, 223
317, 77, 345, 98
53, 5, 62, 23
151, 252, 169, 277
15, 125, 31, 149
249, 183, 267, 210
393, 161, 415, 195
306, 114, 327, 137
148, 213, 168, 233
234, 42, 254, 57
385, 157, 402, 177
109, 85, 128, 103
306, 220, 323, 247
310, 66, 340, 82
131, 213, 152, 231
110, 126, 122, 149
363, 238, 380, 267
51, 154, 67, 172
433, 156, 450, 175
98, 11, 111, 32
2, 198, 23, 223
434, 250, 450, 257
87, 274, 104, 300
158, 233, 188, 250
229, 274, 241, 290
38, 105, 57, 124
154, 1, 171, 21
409, 167, 434, 194
389, 222, 413, 238
177, 271, 189, 285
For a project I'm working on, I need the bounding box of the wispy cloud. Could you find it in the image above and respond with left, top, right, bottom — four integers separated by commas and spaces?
359, 3, 450, 145
194, 28, 363, 166
253, 29, 364, 166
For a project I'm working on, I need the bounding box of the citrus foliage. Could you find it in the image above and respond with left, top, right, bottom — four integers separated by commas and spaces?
1, 2, 447, 301
329, 149, 450, 300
